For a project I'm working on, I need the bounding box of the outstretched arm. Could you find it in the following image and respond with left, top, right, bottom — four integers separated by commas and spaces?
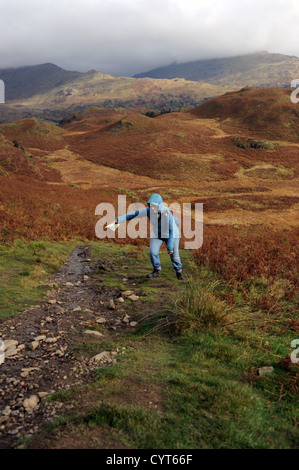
116, 207, 149, 224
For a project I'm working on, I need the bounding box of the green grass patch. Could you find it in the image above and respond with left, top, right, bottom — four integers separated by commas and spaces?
5, 240, 297, 449
0, 238, 78, 318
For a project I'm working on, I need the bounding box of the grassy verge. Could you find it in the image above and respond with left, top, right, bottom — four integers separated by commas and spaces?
0, 238, 79, 318
23, 240, 297, 449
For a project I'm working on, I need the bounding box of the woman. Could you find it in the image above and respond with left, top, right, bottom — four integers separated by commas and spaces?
116, 193, 183, 280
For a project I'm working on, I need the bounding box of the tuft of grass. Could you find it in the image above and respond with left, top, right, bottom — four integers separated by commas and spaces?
173, 278, 232, 332
142, 277, 232, 336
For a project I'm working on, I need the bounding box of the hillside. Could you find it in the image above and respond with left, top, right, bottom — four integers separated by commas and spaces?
0, 87, 298, 243
0, 63, 237, 124
0, 87, 298, 449
134, 51, 299, 88
190, 87, 299, 141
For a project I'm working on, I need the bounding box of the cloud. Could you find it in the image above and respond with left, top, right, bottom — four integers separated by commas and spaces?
0, 0, 298, 76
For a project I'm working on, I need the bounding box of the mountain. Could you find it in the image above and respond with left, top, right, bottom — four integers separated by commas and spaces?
0, 63, 84, 101
134, 52, 299, 88
0, 63, 237, 124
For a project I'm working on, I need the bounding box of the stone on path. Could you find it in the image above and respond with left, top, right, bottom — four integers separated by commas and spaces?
23, 395, 39, 413
29, 341, 40, 351
45, 337, 58, 344
4, 340, 18, 351
122, 290, 134, 296
84, 330, 104, 338
90, 351, 111, 364
128, 294, 139, 301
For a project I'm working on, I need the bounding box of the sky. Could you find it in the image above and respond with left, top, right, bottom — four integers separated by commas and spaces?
0, 0, 299, 76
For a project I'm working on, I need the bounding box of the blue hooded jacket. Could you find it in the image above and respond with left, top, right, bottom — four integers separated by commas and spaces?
116, 193, 179, 252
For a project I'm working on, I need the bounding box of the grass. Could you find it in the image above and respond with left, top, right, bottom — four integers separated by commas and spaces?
29, 331, 298, 449
0, 238, 78, 318
21, 240, 298, 449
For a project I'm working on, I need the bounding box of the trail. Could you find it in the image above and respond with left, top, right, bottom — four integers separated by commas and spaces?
0, 245, 139, 449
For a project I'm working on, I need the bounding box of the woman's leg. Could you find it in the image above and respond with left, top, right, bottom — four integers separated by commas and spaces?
170, 238, 183, 272
149, 238, 164, 270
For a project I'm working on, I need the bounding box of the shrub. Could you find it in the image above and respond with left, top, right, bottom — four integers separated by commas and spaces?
234, 137, 275, 150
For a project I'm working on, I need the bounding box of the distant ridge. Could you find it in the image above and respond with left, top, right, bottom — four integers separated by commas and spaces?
134, 52, 299, 88
0, 63, 84, 100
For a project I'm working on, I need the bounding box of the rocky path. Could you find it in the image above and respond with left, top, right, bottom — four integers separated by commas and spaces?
0, 245, 140, 449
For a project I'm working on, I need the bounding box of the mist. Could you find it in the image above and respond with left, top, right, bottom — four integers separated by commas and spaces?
0, 0, 298, 76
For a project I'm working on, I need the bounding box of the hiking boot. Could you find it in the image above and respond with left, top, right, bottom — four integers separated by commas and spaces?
176, 271, 184, 281
147, 268, 161, 278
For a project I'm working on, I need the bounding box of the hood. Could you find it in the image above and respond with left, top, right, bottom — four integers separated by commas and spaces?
147, 193, 163, 210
